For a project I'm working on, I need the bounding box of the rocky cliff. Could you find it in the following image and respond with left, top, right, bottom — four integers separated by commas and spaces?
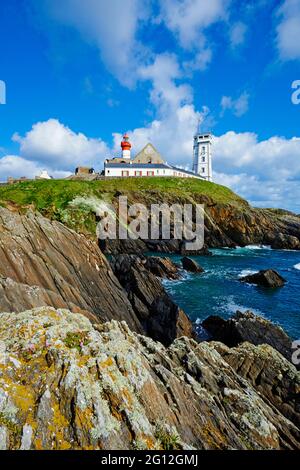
1, 179, 299, 254
0, 207, 191, 345
0, 307, 299, 450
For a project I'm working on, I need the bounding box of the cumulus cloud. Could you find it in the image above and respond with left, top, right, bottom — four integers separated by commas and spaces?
213, 131, 300, 211
159, 0, 230, 49
276, 0, 300, 61
221, 92, 250, 117
183, 49, 213, 73
40, 0, 151, 87
13, 119, 109, 171
138, 53, 193, 114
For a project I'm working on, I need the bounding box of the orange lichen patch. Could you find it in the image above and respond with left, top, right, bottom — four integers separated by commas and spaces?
120, 387, 134, 408
48, 402, 71, 450
5, 380, 35, 416
200, 421, 227, 449
139, 434, 157, 450
34, 438, 43, 450
98, 357, 114, 369
74, 406, 94, 433
77, 355, 90, 368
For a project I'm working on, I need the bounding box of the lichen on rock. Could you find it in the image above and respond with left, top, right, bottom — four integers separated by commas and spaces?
0, 307, 299, 450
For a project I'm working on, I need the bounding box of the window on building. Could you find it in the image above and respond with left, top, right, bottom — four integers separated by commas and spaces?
135, 171, 142, 176
202, 146, 206, 154
202, 156, 205, 162
147, 171, 154, 176
202, 168, 205, 173
122, 170, 129, 177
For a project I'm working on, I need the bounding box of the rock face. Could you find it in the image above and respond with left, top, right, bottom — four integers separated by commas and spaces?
240, 270, 286, 288
202, 311, 294, 363
0, 307, 299, 450
181, 257, 204, 273
0, 207, 141, 331
144, 256, 180, 280
215, 342, 300, 430
110, 255, 193, 345
0, 208, 189, 344
98, 195, 300, 255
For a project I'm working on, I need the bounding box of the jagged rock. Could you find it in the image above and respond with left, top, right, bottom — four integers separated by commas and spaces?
0, 207, 143, 331
214, 342, 300, 430
202, 311, 293, 363
110, 255, 193, 345
240, 270, 286, 288
271, 233, 300, 250
0, 208, 195, 345
0, 307, 299, 450
181, 257, 204, 273
144, 256, 180, 279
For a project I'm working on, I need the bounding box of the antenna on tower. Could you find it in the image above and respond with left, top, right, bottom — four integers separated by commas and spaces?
196, 117, 201, 135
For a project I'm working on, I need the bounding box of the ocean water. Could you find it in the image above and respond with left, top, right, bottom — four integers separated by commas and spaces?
160, 246, 300, 339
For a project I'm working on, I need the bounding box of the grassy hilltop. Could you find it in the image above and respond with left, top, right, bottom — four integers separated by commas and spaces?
0, 177, 248, 238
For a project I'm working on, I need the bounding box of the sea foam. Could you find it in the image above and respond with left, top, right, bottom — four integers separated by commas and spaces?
294, 263, 300, 270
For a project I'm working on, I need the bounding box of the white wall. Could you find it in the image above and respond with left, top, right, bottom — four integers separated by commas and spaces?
104, 166, 202, 179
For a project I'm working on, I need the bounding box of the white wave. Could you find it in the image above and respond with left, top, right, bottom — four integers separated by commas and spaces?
294, 263, 300, 270
244, 245, 272, 250
238, 269, 258, 278
218, 297, 265, 318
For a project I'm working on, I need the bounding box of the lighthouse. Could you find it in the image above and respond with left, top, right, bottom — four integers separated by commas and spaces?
121, 133, 132, 160
193, 132, 213, 181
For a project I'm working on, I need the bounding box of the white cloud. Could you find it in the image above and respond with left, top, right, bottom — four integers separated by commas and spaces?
276, 0, 300, 61
230, 22, 247, 48
138, 53, 193, 115
0, 155, 69, 181
221, 92, 250, 117
159, 0, 230, 49
183, 49, 213, 73
13, 119, 109, 171
42, 0, 151, 87
213, 131, 300, 211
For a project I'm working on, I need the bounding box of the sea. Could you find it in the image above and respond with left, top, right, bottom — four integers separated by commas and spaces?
160, 246, 300, 340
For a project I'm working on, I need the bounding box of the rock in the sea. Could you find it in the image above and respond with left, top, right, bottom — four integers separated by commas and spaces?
203, 311, 294, 363
240, 269, 286, 288
0, 307, 299, 450
271, 233, 300, 250
110, 255, 193, 345
144, 256, 180, 279
181, 257, 204, 273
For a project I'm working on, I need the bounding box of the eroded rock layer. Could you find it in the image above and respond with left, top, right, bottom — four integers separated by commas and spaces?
0, 307, 299, 451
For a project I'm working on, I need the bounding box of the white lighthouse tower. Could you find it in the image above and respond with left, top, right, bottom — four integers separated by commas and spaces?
193, 132, 213, 181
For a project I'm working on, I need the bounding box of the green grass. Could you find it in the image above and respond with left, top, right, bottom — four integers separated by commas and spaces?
0, 178, 249, 237
0, 177, 246, 207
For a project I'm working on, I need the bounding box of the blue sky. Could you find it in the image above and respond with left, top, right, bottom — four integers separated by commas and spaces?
0, 0, 300, 211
